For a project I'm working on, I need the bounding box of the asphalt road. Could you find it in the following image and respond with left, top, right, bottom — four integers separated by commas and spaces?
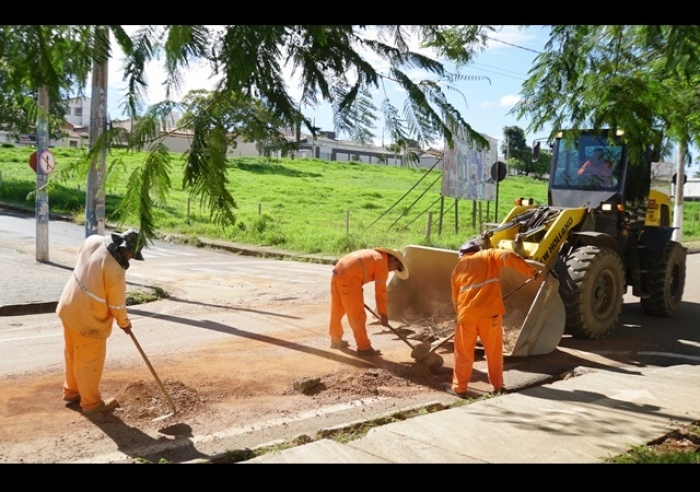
2, 207, 699, 389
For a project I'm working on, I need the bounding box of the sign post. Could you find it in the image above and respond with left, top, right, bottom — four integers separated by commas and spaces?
35, 86, 50, 262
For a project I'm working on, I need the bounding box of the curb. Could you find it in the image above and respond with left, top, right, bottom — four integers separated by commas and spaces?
181, 399, 454, 465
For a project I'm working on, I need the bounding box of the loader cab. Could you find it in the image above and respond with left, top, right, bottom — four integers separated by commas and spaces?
548, 131, 626, 210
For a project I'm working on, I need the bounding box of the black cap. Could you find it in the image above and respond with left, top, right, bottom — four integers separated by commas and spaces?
111, 229, 145, 260
458, 240, 480, 257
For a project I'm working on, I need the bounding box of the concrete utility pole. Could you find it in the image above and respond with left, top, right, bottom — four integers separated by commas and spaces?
672, 144, 685, 242
35, 86, 50, 262
85, 50, 108, 238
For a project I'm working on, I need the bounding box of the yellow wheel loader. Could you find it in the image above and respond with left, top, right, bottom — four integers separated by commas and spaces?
387, 129, 687, 356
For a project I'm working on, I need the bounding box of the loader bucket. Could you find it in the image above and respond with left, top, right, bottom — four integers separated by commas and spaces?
501, 262, 566, 357
386, 245, 459, 323
386, 246, 565, 357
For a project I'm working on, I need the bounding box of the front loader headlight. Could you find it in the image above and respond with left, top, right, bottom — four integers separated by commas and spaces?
601, 202, 614, 212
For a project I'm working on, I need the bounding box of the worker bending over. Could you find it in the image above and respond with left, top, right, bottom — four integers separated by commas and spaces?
57, 229, 145, 415
448, 240, 539, 398
329, 248, 409, 356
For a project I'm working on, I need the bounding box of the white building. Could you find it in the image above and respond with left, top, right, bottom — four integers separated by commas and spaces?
64, 96, 92, 128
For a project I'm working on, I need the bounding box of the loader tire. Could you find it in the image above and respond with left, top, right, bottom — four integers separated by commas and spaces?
558, 245, 625, 340
640, 241, 686, 317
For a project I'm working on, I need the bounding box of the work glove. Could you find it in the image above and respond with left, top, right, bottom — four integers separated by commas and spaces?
380, 314, 389, 328
120, 322, 132, 335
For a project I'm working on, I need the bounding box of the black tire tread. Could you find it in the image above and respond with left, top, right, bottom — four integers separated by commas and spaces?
559, 245, 625, 340
640, 241, 686, 316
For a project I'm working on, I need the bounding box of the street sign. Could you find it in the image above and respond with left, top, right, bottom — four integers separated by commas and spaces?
491, 161, 508, 182
29, 150, 57, 175
38, 150, 56, 174
29, 151, 37, 173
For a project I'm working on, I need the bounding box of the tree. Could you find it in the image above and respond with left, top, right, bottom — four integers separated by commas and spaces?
512, 25, 700, 201
0, 26, 93, 140
501, 126, 527, 160
3, 25, 497, 241
502, 125, 531, 175
0, 78, 69, 141
511, 26, 700, 240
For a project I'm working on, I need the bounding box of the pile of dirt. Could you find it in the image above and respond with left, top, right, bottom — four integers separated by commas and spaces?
105, 359, 452, 427
113, 380, 202, 423
402, 317, 454, 343
400, 316, 523, 354
287, 363, 451, 401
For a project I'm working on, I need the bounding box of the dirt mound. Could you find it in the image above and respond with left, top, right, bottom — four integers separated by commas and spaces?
287, 363, 451, 401
114, 380, 202, 422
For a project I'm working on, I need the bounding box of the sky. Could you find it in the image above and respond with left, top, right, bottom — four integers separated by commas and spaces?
104, 26, 554, 154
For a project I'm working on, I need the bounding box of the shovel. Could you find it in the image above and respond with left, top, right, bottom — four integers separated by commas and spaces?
127, 328, 178, 421
363, 304, 436, 364
419, 271, 545, 363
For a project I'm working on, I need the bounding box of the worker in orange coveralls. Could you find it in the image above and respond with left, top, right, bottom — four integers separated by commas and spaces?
57, 229, 145, 415
329, 248, 409, 356
447, 240, 539, 398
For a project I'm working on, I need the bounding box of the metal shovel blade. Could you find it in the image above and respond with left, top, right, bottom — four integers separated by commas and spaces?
409, 341, 431, 360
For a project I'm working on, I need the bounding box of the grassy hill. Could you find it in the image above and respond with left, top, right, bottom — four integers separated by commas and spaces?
1, 144, 698, 256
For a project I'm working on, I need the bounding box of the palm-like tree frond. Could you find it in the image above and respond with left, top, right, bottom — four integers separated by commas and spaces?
114, 143, 173, 241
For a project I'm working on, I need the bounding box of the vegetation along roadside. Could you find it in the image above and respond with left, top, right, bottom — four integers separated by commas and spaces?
2, 145, 700, 258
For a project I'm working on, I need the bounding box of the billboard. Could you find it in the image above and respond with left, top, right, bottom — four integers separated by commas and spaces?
441, 132, 499, 200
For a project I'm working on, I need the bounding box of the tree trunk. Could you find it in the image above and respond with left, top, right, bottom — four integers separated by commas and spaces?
85, 38, 108, 238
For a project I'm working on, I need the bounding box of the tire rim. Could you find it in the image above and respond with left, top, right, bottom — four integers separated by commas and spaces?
593, 269, 617, 318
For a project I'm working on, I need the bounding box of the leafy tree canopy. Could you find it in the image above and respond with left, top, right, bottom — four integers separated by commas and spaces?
511, 25, 700, 167
0, 24, 505, 240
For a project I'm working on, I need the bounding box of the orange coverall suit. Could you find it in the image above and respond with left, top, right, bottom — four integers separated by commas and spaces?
56, 234, 131, 412
451, 249, 537, 393
329, 249, 390, 351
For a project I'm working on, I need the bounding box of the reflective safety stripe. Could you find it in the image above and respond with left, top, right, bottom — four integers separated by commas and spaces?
459, 277, 500, 293
72, 273, 126, 310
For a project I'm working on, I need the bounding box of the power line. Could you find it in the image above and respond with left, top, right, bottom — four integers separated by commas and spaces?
485, 35, 543, 55
466, 64, 527, 81
470, 61, 528, 78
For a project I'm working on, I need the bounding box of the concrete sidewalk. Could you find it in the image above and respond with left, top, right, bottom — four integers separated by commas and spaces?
240, 363, 700, 463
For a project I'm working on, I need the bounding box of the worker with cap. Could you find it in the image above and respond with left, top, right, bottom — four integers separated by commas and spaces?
447, 239, 539, 398
57, 229, 145, 415
329, 248, 409, 356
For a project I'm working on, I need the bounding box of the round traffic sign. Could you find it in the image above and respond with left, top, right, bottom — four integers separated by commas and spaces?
490, 161, 507, 182
38, 150, 56, 174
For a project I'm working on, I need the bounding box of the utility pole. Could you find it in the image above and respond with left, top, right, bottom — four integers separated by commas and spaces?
672, 143, 685, 242
35, 86, 50, 262
85, 34, 109, 238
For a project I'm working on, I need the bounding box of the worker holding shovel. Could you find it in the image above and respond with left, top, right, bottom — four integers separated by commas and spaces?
448, 240, 539, 398
57, 229, 145, 415
329, 248, 409, 356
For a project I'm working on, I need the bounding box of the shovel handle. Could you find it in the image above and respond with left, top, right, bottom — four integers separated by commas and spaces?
364, 303, 416, 350
423, 331, 456, 358
428, 269, 552, 357
502, 267, 551, 300
129, 331, 177, 414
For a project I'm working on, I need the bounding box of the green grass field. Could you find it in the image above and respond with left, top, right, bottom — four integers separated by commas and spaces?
1, 144, 699, 256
